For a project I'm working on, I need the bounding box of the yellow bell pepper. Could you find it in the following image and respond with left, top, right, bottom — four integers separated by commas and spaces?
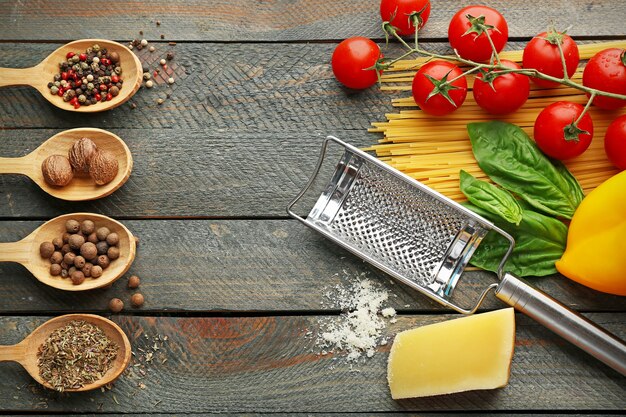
556, 170, 626, 296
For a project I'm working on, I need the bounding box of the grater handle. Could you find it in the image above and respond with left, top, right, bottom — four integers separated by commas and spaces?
495, 272, 626, 376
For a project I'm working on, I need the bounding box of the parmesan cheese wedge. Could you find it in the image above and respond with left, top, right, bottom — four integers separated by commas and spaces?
387, 308, 515, 399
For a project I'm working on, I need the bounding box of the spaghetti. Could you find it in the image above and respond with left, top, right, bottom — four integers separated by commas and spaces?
366, 41, 626, 201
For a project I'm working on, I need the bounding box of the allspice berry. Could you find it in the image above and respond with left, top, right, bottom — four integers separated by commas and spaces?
96, 241, 109, 255
109, 51, 120, 63
97, 255, 110, 269
71, 270, 85, 285
107, 246, 120, 260
50, 251, 63, 264
65, 219, 80, 233
62, 233, 71, 244
89, 150, 119, 185
42, 155, 73, 187
87, 232, 98, 244
63, 252, 76, 266
91, 265, 103, 278
128, 275, 140, 289
40, 242, 55, 258
81, 219, 95, 235
74, 255, 86, 269
80, 242, 98, 260
50, 264, 62, 276
82, 262, 93, 277
52, 237, 63, 250
131, 293, 145, 307
68, 137, 97, 173
106, 232, 119, 246
109, 298, 124, 313
68, 233, 85, 250
96, 227, 111, 241
61, 244, 71, 255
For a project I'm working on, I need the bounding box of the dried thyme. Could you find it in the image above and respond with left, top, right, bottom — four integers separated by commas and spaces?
37, 320, 119, 392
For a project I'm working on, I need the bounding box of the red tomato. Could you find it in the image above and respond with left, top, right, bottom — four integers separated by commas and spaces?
331, 37, 381, 89
534, 101, 593, 160
380, 0, 431, 36
523, 31, 580, 88
605, 115, 626, 170
412, 60, 467, 116
583, 48, 626, 110
448, 5, 508, 62
473, 60, 530, 114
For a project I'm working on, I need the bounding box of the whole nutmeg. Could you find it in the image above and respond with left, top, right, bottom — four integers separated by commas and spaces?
106, 232, 119, 246
40, 242, 55, 258
65, 219, 80, 233
97, 254, 110, 269
80, 242, 98, 260
50, 264, 62, 276
96, 227, 111, 241
68, 233, 85, 250
82, 262, 93, 277
81, 219, 95, 235
131, 293, 145, 307
42, 155, 73, 187
91, 265, 103, 278
109, 298, 124, 313
96, 241, 109, 255
71, 270, 85, 285
50, 251, 63, 264
88, 150, 119, 185
63, 252, 76, 266
128, 275, 140, 289
74, 255, 86, 269
68, 137, 97, 173
52, 237, 63, 249
107, 246, 120, 260
87, 232, 98, 244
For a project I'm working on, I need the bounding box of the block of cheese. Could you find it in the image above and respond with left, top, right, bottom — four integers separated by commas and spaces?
387, 308, 515, 399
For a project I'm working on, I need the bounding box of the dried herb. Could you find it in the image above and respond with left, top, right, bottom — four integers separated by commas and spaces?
37, 320, 119, 392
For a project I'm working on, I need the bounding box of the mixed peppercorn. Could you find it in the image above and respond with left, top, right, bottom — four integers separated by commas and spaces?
47, 44, 123, 109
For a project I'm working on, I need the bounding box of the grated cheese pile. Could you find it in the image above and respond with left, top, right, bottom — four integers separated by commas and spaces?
317, 274, 397, 362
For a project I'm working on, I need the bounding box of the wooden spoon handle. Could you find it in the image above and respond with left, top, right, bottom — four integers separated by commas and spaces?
0, 66, 40, 88
0, 156, 36, 176
0, 343, 26, 363
0, 241, 32, 263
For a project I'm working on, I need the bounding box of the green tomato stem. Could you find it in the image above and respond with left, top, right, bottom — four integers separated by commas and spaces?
574, 93, 596, 126
483, 29, 501, 65
556, 40, 570, 81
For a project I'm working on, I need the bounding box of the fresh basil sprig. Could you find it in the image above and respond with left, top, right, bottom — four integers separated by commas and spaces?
467, 121, 584, 219
459, 170, 522, 225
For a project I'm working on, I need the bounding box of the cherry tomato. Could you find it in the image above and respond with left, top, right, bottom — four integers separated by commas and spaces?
582, 48, 626, 110
534, 101, 593, 160
412, 60, 467, 116
331, 37, 381, 90
473, 60, 530, 115
522, 31, 580, 88
380, 0, 431, 36
605, 115, 626, 170
448, 5, 508, 63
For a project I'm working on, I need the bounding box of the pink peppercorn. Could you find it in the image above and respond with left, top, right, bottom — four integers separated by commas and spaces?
79, 53, 87, 61
66, 52, 75, 59
106, 93, 113, 101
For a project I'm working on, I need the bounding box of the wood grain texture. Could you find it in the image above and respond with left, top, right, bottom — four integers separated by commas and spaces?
0, 315, 624, 413
1, 220, 623, 313
0, 0, 624, 41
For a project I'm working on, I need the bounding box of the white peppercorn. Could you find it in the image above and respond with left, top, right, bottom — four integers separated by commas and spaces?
145, 80, 154, 88
167, 77, 174, 84
140, 39, 148, 46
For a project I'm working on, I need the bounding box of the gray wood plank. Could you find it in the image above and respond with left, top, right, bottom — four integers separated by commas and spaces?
0, 0, 624, 41
1, 220, 623, 313
0, 314, 624, 413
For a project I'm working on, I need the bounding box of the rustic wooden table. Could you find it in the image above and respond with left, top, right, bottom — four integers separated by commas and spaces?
0, 0, 625, 415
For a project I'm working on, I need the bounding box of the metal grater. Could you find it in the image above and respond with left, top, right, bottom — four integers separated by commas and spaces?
288, 136, 626, 375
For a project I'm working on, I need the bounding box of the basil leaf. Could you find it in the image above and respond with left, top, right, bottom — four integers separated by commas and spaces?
464, 203, 568, 277
553, 159, 585, 204
459, 170, 522, 225
467, 121, 583, 219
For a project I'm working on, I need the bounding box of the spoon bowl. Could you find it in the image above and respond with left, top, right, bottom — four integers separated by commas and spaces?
0, 213, 136, 291
0, 314, 131, 392
0, 127, 133, 201
0, 39, 142, 112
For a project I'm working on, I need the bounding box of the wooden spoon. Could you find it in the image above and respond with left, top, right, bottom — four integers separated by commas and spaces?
0, 39, 142, 112
0, 314, 131, 392
0, 128, 133, 201
0, 213, 136, 291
